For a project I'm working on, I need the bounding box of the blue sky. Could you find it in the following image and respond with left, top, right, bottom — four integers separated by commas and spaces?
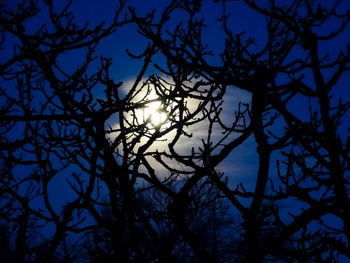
3, 0, 350, 205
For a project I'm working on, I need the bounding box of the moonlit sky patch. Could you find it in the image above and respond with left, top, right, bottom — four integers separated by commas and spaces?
105, 77, 253, 180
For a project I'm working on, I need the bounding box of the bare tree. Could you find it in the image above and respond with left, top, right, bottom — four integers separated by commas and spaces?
1, 0, 350, 262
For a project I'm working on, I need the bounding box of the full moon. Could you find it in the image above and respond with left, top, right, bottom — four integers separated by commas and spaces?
137, 90, 168, 128
144, 100, 167, 127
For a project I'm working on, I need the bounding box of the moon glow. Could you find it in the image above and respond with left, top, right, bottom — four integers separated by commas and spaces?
142, 92, 168, 127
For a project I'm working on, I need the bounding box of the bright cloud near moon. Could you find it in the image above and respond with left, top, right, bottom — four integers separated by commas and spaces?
105, 77, 252, 177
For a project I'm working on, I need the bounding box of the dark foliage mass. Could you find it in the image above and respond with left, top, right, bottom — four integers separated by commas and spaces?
1, 0, 350, 262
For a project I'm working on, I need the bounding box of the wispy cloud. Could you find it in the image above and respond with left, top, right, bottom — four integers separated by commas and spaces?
105, 77, 254, 179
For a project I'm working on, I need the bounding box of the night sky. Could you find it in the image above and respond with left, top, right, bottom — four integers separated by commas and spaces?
2, 0, 350, 220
